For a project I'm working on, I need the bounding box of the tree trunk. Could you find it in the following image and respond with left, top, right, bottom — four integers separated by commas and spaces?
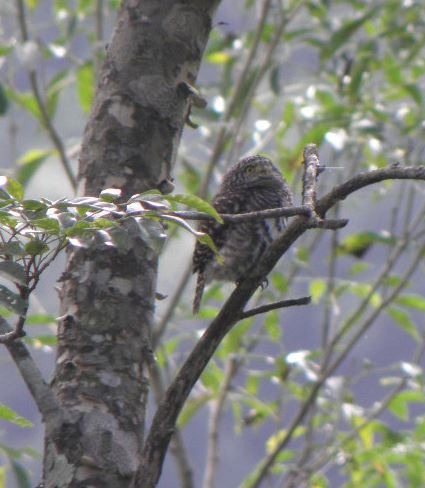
43, 1, 219, 486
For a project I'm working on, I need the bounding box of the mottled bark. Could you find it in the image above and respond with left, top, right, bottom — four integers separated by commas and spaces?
43, 1, 219, 486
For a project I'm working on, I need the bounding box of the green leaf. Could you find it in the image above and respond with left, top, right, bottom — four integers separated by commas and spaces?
220, 319, 253, 356
177, 392, 212, 429
383, 55, 403, 85
198, 233, 221, 258
264, 310, 281, 341
200, 361, 224, 393
22, 199, 48, 212
24, 239, 49, 255
0, 262, 26, 285
46, 70, 68, 118
309, 279, 326, 304
0, 403, 33, 428
271, 272, 288, 293
76, 62, 94, 113
0, 285, 27, 313
6, 89, 42, 123
206, 51, 232, 64
33, 218, 60, 233
25, 313, 56, 326
338, 232, 395, 258
349, 262, 370, 276
396, 294, 425, 313
0, 241, 25, 257
321, 7, 380, 60
350, 283, 381, 308
5, 178, 24, 201
26, 0, 39, 8
245, 374, 261, 396
17, 149, 52, 186
155, 336, 180, 369
403, 83, 423, 105
295, 246, 309, 264
387, 308, 420, 342
161, 193, 223, 223
388, 391, 425, 422
0, 211, 18, 228
25, 335, 57, 347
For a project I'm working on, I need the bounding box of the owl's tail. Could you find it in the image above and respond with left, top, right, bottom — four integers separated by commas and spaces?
193, 272, 205, 314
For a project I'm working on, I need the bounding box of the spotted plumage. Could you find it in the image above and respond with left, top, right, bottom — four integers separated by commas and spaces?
192, 155, 293, 313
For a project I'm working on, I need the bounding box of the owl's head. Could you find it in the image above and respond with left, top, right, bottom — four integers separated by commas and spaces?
222, 155, 285, 191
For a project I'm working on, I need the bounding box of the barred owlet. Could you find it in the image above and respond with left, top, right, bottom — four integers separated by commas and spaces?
192, 155, 293, 313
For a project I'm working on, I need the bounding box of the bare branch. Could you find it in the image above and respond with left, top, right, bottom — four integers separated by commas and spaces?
0, 318, 61, 421
317, 164, 425, 216
146, 355, 194, 488
239, 296, 311, 320
0, 314, 26, 344
203, 357, 237, 488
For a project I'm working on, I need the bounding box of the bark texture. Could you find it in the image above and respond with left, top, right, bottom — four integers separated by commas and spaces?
43, 1, 219, 486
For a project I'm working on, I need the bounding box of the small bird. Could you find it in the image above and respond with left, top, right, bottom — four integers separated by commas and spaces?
192, 155, 293, 313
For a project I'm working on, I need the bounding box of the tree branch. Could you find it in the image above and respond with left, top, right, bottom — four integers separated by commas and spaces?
316, 164, 425, 216
0, 318, 61, 421
239, 296, 311, 320
0, 314, 27, 343
138, 159, 425, 488
163, 205, 311, 221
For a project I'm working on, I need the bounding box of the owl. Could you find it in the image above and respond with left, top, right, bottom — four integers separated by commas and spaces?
192, 155, 293, 313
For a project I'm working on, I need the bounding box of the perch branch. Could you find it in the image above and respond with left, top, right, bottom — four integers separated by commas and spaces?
137, 160, 425, 487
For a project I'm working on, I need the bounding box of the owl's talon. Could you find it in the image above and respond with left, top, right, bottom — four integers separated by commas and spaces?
260, 278, 269, 290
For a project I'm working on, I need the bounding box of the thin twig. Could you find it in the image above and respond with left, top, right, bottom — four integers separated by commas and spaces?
199, 0, 273, 198
0, 315, 27, 343
246, 239, 425, 488
152, 262, 193, 349
146, 354, 194, 488
164, 205, 310, 222
239, 296, 311, 320
294, 336, 425, 486
226, 0, 304, 166
15, 0, 77, 191
321, 201, 425, 371
203, 357, 237, 488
